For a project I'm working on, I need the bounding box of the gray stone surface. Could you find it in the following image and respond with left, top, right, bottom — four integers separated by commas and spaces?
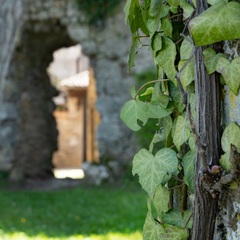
0, 0, 154, 179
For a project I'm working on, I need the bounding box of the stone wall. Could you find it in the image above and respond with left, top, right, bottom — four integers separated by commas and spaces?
0, 0, 154, 179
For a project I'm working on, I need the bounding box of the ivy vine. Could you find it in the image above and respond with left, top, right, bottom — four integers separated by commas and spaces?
120, 0, 240, 239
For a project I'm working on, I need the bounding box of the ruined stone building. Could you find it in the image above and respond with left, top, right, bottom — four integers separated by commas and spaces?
0, 0, 154, 180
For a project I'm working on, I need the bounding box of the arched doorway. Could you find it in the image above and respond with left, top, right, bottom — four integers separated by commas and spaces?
48, 45, 100, 178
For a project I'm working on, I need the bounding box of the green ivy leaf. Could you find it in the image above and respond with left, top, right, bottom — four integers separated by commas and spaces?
188, 135, 196, 152
180, 0, 194, 20
151, 82, 169, 108
163, 209, 193, 229
155, 37, 177, 83
159, 4, 170, 19
153, 185, 170, 217
216, 57, 240, 95
162, 115, 173, 138
220, 123, 240, 171
148, 103, 173, 119
120, 100, 149, 131
183, 151, 195, 193
120, 100, 172, 131
128, 34, 141, 70
130, 86, 136, 99
151, 33, 162, 57
143, 211, 163, 240
180, 37, 193, 60
132, 148, 178, 198
162, 18, 172, 38
141, 87, 154, 96
160, 224, 189, 239
124, 0, 136, 25
170, 85, 185, 113
178, 59, 194, 88
173, 116, 191, 151
207, 0, 228, 5
203, 48, 227, 75
221, 123, 240, 153
166, 0, 180, 13
183, 210, 193, 229
189, 1, 240, 46
163, 209, 183, 227
149, 0, 162, 18
220, 152, 232, 172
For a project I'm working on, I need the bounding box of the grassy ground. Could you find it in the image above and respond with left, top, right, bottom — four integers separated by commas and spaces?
0, 183, 146, 240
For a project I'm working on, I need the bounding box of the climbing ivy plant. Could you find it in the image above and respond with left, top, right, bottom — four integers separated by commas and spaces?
121, 0, 240, 239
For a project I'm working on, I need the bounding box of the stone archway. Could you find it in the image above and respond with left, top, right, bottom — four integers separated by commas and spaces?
0, 0, 154, 181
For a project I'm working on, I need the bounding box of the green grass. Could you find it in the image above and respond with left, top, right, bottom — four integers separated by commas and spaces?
0, 184, 146, 240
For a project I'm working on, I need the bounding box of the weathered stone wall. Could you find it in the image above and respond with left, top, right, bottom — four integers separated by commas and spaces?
0, 0, 154, 179
0, 0, 25, 171
214, 40, 240, 240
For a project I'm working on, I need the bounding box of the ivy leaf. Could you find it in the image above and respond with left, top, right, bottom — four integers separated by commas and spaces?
163, 209, 183, 227
166, 0, 180, 13
163, 209, 193, 229
120, 100, 149, 131
132, 148, 178, 198
220, 123, 240, 171
207, 0, 228, 5
220, 152, 232, 172
153, 185, 170, 217
162, 115, 173, 138
155, 37, 177, 83
159, 4, 170, 19
189, 1, 240, 46
173, 116, 191, 151
203, 48, 227, 75
180, 0, 194, 20
170, 85, 185, 113
130, 86, 136, 99
180, 37, 193, 60
188, 135, 196, 152
120, 100, 172, 131
149, 0, 162, 18
221, 123, 240, 153
151, 33, 162, 56
128, 34, 140, 70
183, 151, 195, 193
216, 57, 240, 95
143, 211, 163, 240
151, 82, 169, 108
183, 210, 193, 229
178, 59, 194, 88
148, 103, 173, 119
162, 18, 172, 38
124, 0, 136, 25
141, 87, 154, 96
160, 224, 189, 239
155, 148, 179, 174
146, 0, 163, 34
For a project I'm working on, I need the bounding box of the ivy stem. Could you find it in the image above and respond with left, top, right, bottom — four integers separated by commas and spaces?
183, 212, 193, 229
133, 79, 169, 100
170, 13, 183, 19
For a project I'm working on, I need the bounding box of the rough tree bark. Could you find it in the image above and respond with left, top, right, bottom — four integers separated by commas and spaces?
191, 0, 221, 239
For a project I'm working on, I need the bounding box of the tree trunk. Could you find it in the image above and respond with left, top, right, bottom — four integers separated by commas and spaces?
191, 1, 221, 239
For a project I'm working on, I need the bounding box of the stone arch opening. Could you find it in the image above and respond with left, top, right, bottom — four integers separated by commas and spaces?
6, 20, 82, 180
1, 1, 149, 182
48, 45, 100, 178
